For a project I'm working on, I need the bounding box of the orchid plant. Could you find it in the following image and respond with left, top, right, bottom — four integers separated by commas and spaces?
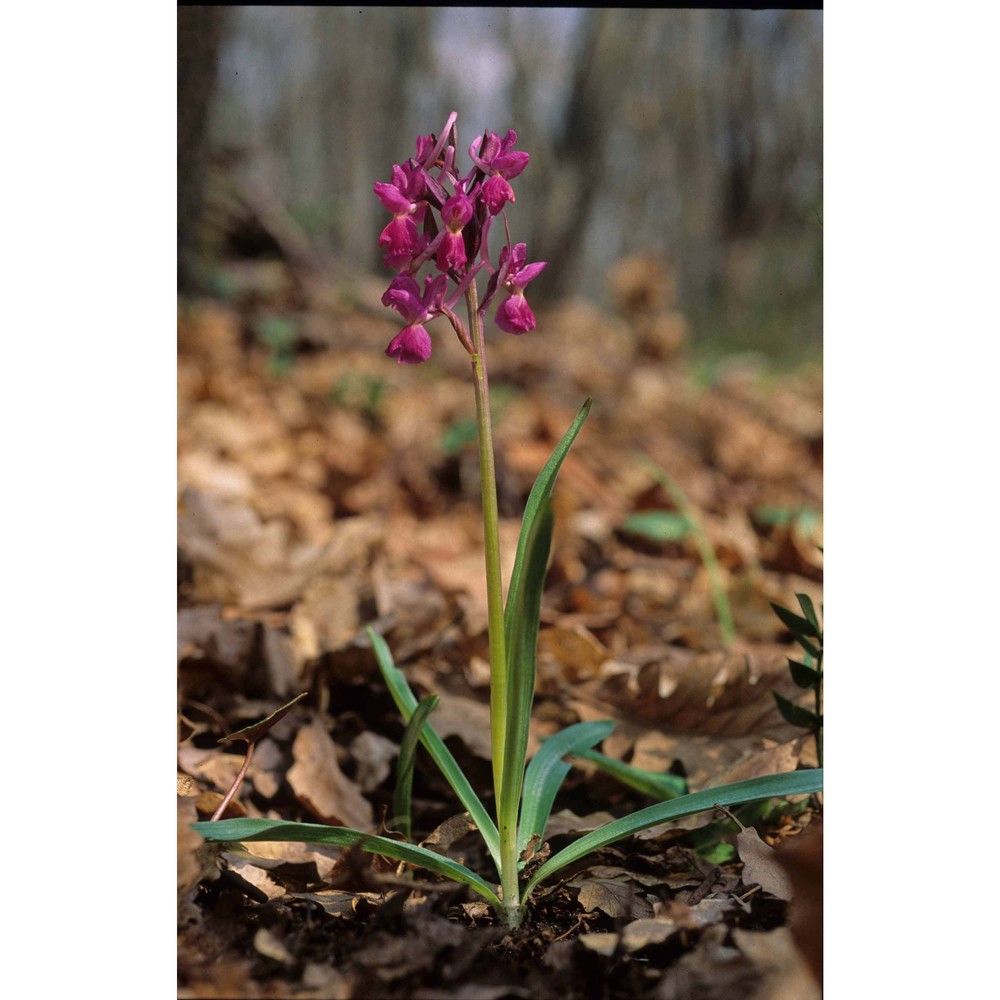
193, 113, 823, 929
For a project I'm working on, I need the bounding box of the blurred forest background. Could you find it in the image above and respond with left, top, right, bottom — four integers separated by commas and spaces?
179, 12, 824, 992
179, 6, 822, 365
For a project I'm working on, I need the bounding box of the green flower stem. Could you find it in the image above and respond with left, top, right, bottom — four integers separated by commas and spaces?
465, 283, 519, 923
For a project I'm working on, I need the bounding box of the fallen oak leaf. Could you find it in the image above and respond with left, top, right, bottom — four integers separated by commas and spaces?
288, 719, 374, 830
716, 803, 793, 900
570, 876, 653, 920
420, 812, 478, 855
736, 827, 793, 900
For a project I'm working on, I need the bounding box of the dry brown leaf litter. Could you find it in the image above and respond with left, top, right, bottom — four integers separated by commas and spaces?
178, 257, 821, 999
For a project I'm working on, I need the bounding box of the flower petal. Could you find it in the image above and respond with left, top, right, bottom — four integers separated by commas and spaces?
493, 150, 529, 180
512, 260, 547, 288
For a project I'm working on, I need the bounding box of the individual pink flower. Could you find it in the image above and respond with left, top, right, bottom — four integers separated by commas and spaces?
435, 191, 474, 274
469, 130, 530, 216
382, 274, 448, 363
494, 243, 546, 335
374, 162, 427, 268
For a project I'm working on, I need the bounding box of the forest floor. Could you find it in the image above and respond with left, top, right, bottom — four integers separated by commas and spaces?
177, 255, 822, 999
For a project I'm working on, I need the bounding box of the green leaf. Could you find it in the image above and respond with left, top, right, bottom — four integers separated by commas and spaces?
500, 500, 554, 843
504, 399, 591, 656
697, 840, 737, 864
391, 695, 439, 840
770, 601, 820, 640
367, 627, 501, 874
788, 658, 821, 690
622, 511, 691, 543
517, 720, 616, 857
499, 399, 591, 831
439, 418, 478, 456
192, 818, 500, 908
773, 691, 820, 729
795, 593, 821, 634
794, 635, 822, 660
577, 749, 688, 801
752, 506, 822, 535
524, 769, 823, 896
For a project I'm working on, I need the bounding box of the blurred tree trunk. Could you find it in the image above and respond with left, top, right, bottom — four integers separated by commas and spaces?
178, 6, 229, 293
532, 9, 630, 300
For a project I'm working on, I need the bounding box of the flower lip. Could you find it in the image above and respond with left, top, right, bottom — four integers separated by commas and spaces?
385, 324, 433, 363
436, 231, 467, 274
482, 175, 515, 216
378, 216, 421, 268
495, 292, 536, 335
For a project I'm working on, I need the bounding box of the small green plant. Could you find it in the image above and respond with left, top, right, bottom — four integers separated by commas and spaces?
391, 695, 439, 840
623, 455, 736, 647
256, 314, 298, 376
193, 113, 823, 928
771, 594, 823, 767
329, 373, 387, 420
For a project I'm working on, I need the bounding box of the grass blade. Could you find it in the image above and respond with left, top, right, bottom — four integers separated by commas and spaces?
193, 818, 500, 907
391, 694, 439, 840
636, 454, 735, 647
517, 720, 616, 857
367, 627, 501, 873
525, 768, 823, 896
577, 749, 688, 800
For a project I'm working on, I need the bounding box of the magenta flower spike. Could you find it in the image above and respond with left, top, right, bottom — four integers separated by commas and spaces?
469, 130, 530, 216
375, 114, 544, 361
494, 243, 546, 335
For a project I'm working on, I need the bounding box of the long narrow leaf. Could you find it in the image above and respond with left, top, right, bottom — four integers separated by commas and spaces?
367, 627, 501, 873
193, 818, 500, 907
392, 694, 439, 839
577, 749, 688, 800
525, 768, 823, 895
517, 720, 616, 856
499, 399, 591, 842
788, 658, 821, 690
499, 500, 553, 840
504, 399, 592, 653
773, 691, 820, 729
795, 593, 821, 633
770, 601, 820, 640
